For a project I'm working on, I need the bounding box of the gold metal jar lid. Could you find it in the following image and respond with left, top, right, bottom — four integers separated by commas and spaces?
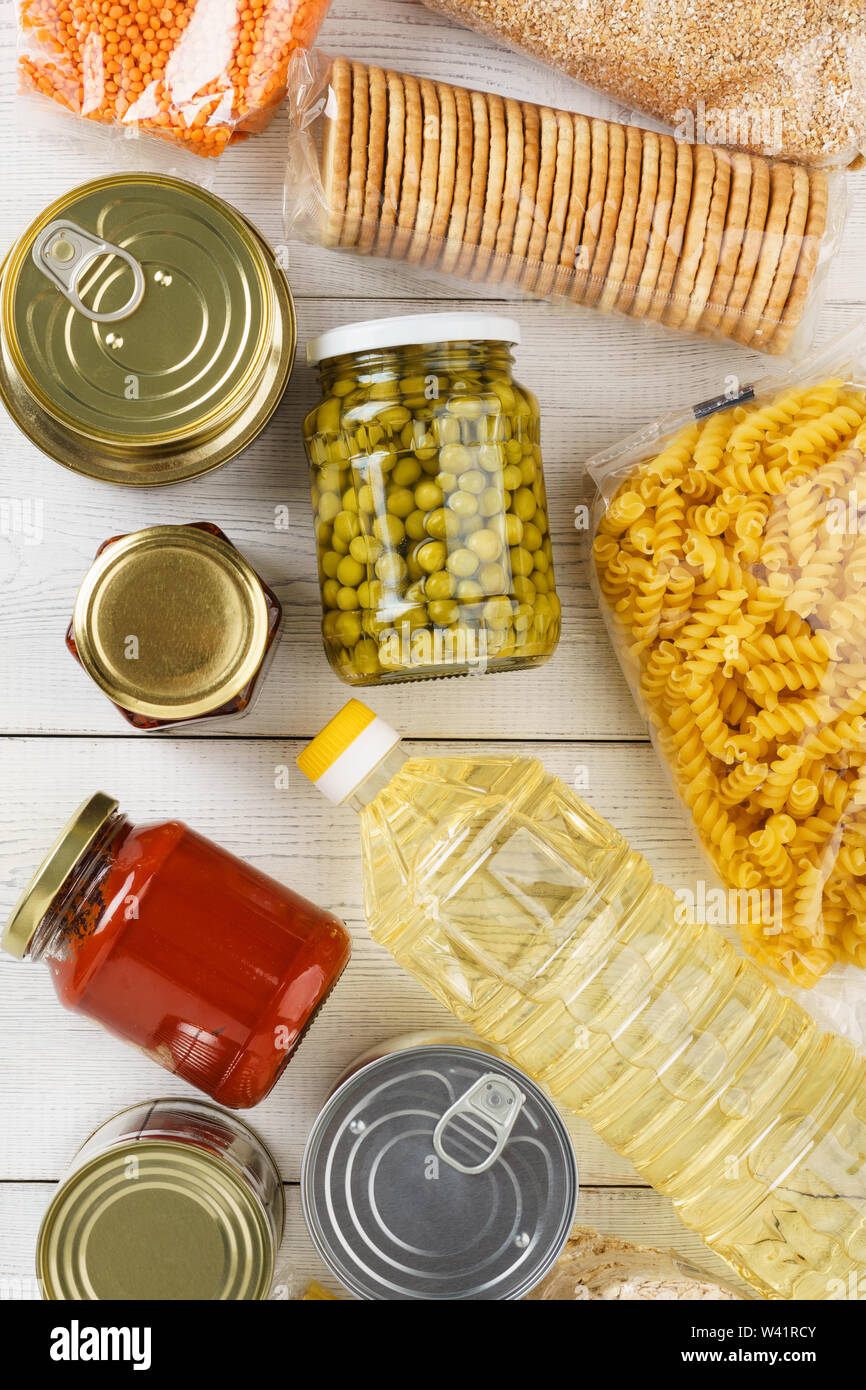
2, 792, 118, 959
38, 1141, 275, 1300
0, 174, 296, 484
72, 526, 271, 721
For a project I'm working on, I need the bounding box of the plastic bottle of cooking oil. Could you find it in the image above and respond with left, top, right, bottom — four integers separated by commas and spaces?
298, 701, 866, 1301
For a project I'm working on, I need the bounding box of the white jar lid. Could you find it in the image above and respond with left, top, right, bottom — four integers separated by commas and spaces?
306, 312, 521, 366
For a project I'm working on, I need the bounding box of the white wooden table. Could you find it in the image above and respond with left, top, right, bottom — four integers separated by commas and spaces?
1, 0, 864, 1302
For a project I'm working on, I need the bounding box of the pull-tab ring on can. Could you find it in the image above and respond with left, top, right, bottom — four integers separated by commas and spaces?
433, 1072, 525, 1175
31, 220, 146, 324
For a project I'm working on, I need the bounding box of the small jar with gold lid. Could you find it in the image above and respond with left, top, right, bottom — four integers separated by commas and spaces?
67, 522, 282, 730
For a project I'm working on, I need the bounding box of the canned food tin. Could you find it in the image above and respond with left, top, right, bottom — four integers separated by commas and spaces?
67, 523, 283, 729
0, 175, 296, 484
302, 1044, 578, 1300
37, 1099, 284, 1300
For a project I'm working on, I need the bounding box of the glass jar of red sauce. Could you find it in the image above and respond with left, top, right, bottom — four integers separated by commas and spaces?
3, 793, 351, 1108
66, 523, 282, 731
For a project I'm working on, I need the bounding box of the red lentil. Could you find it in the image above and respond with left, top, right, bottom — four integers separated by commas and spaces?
18, 0, 331, 155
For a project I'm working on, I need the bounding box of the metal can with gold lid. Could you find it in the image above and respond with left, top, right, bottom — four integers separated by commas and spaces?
0, 174, 296, 484
37, 1100, 284, 1300
66, 522, 282, 730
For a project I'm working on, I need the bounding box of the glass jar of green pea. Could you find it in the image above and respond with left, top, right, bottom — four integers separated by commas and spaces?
302, 314, 561, 685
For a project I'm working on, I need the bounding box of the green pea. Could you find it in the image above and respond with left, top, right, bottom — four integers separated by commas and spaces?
479, 486, 503, 517
316, 397, 342, 433
318, 465, 342, 493
424, 570, 455, 600
532, 548, 550, 575
428, 599, 459, 626
414, 480, 443, 512
392, 457, 423, 487
512, 576, 536, 605
337, 585, 361, 611
502, 463, 523, 491
510, 546, 534, 577
461, 470, 486, 495
435, 416, 461, 447
447, 548, 479, 578
479, 561, 508, 593
405, 509, 428, 542
448, 490, 478, 519
357, 483, 377, 514
484, 596, 513, 626
353, 638, 380, 675
333, 510, 361, 544
376, 552, 408, 585
417, 540, 447, 573
349, 535, 382, 566
357, 578, 384, 610
512, 488, 537, 522
426, 508, 461, 540
387, 487, 416, 519
436, 471, 458, 495
373, 514, 405, 548
439, 442, 472, 472
449, 398, 483, 420
333, 611, 362, 644
318, 492, 341, 524
337, 555, 366, 588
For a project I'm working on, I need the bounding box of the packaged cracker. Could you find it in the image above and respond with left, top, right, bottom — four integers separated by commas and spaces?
284, 50, 846, 356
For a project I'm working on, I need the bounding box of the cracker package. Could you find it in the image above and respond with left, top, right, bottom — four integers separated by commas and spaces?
421, 0, 866, 170
588, 322, 866, 1037
16, 0, 332, 156
284, 50, 846, 356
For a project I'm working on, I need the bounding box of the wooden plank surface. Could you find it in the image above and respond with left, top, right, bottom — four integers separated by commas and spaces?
0, 0, 861, 1303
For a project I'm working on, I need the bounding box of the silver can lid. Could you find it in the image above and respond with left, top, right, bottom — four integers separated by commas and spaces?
301, 1045, 578, 1300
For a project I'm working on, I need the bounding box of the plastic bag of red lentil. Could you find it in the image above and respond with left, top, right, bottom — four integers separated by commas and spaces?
16, 0, 333, 157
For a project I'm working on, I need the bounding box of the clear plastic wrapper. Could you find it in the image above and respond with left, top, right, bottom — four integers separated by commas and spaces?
284, 50, 847, 357
589, 321, 866, 1019
16, 0, 332, 157
421, 0, 866, 170
525, 1227, 743, 1300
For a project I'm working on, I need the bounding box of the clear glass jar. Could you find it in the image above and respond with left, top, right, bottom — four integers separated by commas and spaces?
38, 1099, 284, 1300
3, 793, 351, 1108
303, 313, 561, 685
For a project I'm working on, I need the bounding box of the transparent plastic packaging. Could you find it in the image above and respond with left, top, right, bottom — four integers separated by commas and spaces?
525, 1228, 743, 1301
284, 50, 847, 357
421, 0, 866, 170
16, 0, 332, 157
589, 322, 866, 1002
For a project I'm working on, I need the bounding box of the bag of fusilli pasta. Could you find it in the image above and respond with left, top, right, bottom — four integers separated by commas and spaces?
589, 322, 866, 1034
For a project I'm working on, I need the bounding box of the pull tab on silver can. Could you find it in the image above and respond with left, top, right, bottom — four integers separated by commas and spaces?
433, 1072, 525, 1175
31, 220, 146, 324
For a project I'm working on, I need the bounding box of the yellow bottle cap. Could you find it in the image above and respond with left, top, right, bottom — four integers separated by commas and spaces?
297, 701, 399, 804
